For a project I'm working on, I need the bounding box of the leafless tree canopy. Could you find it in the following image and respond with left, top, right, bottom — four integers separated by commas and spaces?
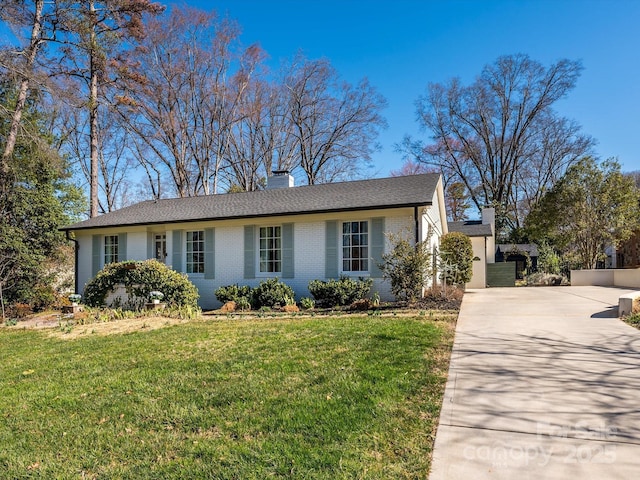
283, 55, 387, 185
53, 0, 164, 217
114, 9, 387, 196
408, 54, 594, 236
1, 4, 387, 210
114, 7, 270, 197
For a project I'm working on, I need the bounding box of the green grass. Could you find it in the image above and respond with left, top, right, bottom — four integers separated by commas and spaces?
0, 314, 456, 479
623, 312, 640, 329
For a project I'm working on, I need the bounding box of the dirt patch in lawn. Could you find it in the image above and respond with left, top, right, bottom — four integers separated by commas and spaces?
49, 316, 193, 339
8, 313, 62, 329
5, 311, 193, 339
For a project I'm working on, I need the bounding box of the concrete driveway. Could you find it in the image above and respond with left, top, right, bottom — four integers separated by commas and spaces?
429, 286, 640, 480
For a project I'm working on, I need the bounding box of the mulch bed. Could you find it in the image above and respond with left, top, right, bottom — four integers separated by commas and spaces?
204, 294, 462, 317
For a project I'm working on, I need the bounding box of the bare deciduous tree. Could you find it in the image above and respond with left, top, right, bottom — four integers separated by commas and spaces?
283, 55, 387, 184
224, 78, 273, 191
446, 182, 471, 221
390, 159, 436, 177
63, 107, 137, 212
224, 75, 301, 192
114, 7, 262, 197
408, 54, 594, 237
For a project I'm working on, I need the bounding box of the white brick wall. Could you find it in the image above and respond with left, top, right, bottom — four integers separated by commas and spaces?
127, 231, 148, 260
291, 220, 325, 298
74, 207, 444, 309
214, 225, 245, 286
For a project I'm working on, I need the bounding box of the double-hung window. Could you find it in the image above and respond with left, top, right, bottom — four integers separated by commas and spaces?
259, 226, 281, 273
186, 230, 205, 273
104, 235, 118, 265
342, 221, 369, 272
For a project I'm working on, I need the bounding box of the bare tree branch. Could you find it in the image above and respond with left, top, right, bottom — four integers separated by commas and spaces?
411, 54, 594, 237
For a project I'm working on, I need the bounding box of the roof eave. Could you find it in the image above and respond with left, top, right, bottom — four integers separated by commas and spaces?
60, 201, 432, 232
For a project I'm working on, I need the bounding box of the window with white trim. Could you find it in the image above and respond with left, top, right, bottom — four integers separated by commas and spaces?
342, 221, 369, 272
186, 230, 204, 274
259, 226, 281, 273
104, 235, 118, 265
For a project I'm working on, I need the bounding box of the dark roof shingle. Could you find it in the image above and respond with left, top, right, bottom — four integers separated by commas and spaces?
63, 174, 441, 231
447, 220, 493, 237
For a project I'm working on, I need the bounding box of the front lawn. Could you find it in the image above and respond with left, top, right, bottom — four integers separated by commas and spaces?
0, 313, 455, 479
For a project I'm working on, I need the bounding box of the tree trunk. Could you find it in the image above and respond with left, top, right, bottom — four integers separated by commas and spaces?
0, 281, 5, 323
89, 0, 99, 218
0, 0, 45, 192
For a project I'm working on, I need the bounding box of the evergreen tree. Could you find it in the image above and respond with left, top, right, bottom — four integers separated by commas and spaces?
526, 157, 640, 269
0, 83, 85, 313
440, 232, 474, 286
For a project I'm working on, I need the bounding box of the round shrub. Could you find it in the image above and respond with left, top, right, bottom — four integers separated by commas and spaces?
235, 297, 252, 311
215, 284, 253, 304
308, 276, 373, 308
251, 278, 295, 309
83, 260, 199, 309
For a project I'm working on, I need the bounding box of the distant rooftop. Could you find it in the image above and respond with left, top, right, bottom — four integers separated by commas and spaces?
497, 244, 539, 256
448, 220, 493, 237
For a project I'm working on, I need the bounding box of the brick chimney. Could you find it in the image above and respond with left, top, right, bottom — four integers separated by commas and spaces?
266, 170, 295, 189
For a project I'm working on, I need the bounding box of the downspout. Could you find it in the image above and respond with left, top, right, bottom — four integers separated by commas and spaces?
414, 206, 426, 291
414, 206, 420, 246
484, 235, 487, 288
66, 230, 79, 294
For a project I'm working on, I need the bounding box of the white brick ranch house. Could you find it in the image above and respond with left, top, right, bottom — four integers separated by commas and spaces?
61, 173, 448, 309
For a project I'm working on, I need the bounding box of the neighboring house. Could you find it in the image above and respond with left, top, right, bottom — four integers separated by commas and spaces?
61, 173, 448, 309
447, 208, 495, 289
614, 232, 640, 268
495, 244, 539, 279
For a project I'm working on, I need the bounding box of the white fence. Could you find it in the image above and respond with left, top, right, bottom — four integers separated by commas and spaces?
571, 268, 640, 288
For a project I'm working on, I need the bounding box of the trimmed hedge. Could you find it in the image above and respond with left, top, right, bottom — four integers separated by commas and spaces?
83, 260, 199, 309
308, 276, 372, 308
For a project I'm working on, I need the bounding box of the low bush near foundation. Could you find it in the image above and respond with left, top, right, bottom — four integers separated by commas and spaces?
215, 279, 296, 310
251, 278, 295, 309
308, 276, 372, 307
214, 284, 253, 304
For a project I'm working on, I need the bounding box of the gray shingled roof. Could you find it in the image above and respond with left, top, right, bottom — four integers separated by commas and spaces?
63, 174, 441, 231
447, 220, 493, 237
497, 244, 539, 256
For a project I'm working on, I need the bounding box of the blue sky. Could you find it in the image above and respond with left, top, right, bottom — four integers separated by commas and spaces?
190, 0, 640, 176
